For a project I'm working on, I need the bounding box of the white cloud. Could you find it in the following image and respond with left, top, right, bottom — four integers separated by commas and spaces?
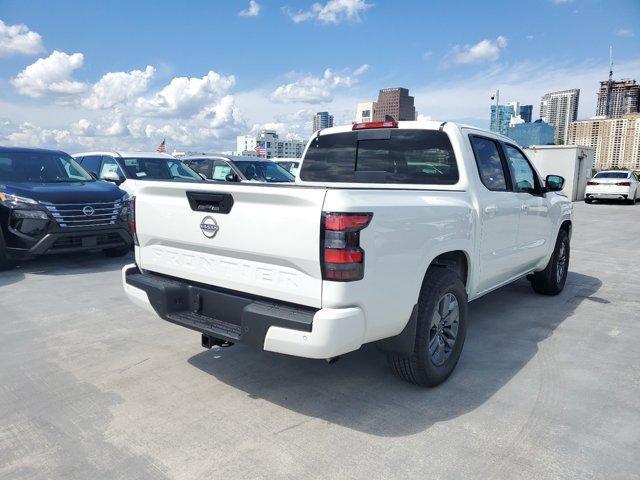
285, 0, 372, 24
451, 36, 508, 64
271, 64, 368, 103
239, 0, 261, 17
616, 28, 634, 38
551, 0, 573, 4
11, 50, 88, 98
0, 20, 44, 57
135, 70, 235, 117
82, 66, 155, 109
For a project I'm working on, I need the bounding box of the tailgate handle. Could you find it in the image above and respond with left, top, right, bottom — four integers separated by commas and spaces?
186, 191, 234, 214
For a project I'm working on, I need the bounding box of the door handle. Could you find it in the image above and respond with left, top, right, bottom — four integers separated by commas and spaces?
484, 205, 498, 217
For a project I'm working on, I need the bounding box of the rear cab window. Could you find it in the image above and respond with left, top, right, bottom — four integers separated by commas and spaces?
300, 129, 459, 185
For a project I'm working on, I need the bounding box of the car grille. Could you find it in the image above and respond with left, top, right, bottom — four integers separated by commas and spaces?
41, 200, 123, 228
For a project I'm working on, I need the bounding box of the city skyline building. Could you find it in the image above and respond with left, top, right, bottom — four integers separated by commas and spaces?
596, 79, 640, 118
312, 111, 334, 133
568, 113, 640, 171
236, 130, 306, 159
508, 119, 555, 147
540, 88, 580, 145
373, 88, 416, 122
355, 101, 377, 123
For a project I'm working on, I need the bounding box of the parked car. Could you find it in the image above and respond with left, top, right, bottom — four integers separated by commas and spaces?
182, 155, 295, 183
122, 120, 572, 387
72, 151, 204, 195
585, 170, 639, 204
274, 158, 301, 176
0, 146, 132, 270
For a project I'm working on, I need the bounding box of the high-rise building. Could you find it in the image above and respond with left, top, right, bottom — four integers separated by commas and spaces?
490, 101, 533, 135
312, 111, 334, 133
508, 120, 555, 147
355, 101, 377, 123
567, 113, 640, 170
540, 89, 580, 145
373, 88, 416, 122
596, 79, 640, 118
236, 130, 306, 159
519, 104, 533, 123
490, 105, 515, 135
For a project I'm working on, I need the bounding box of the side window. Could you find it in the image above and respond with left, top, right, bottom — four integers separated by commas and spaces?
189, 159, 212, 178
81, 155, 102, 176
99, 156, 122, 178
470, 136, 508, 191
503, 144, 537, 194
211, 160, 232, 181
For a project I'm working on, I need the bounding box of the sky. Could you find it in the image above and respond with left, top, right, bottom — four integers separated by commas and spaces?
0, 0, 639, 153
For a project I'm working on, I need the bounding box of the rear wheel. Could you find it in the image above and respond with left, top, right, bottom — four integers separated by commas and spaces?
103, 245, 131, 258
387, 269, 468, 387
531, 229, 569, 295
584, 197, 593, 204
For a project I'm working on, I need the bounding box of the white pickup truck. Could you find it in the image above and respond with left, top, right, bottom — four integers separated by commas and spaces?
122, 120, 572, 387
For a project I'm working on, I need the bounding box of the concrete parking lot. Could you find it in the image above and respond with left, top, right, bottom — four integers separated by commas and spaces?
1, 201, 639, 480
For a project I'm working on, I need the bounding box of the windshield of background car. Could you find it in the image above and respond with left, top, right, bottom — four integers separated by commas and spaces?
594, 172, 628, 179
0, 152, 94, 182
120, 157, 202, 181
233, 161, 295, 182
300, 129, 459, 184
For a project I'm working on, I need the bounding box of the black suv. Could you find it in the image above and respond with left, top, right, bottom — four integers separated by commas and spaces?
0, 146, 132, 270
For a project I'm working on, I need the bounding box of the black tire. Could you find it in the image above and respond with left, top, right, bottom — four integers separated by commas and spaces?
531, 229, 569, 296
387, 268, 468, 387
103, 245, 131, 258
584, 198, 593, 204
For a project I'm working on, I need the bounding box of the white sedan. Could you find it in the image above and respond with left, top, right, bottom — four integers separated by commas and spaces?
585, 170, 639, 204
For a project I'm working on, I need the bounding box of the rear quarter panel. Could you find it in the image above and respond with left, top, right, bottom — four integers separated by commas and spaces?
322, 188, 475, 343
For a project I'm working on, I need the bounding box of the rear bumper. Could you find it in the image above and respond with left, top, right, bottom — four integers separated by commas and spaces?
122, 264, 365, 359
585, 188, 631, 199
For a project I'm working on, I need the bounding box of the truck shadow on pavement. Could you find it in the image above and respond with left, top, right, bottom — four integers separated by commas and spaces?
0, 252, 132, 288
188, 272, 601, 437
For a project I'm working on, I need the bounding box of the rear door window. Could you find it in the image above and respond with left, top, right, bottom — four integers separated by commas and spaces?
300, 129, 459, 184
470, 136, 508, 191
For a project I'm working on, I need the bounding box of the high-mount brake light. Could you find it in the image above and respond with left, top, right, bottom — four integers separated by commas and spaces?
321, 212, 372, 281
352, 120, 398, 130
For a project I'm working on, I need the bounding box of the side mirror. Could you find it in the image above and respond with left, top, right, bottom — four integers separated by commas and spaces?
225, 172, 239, 182
545, 174, 564, 192
102, 171, 124, 185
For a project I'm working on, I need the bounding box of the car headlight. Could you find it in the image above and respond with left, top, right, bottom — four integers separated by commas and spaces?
12, 209, 49, 220
0, 191, 39, 206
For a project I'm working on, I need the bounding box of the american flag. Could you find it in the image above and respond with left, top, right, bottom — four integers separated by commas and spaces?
156, 139, 166, 153
254, 141, 266, 158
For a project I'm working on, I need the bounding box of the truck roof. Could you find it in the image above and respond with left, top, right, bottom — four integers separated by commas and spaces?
315, 121, 512, 143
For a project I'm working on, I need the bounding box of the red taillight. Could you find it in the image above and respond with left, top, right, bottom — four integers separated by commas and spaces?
322, 212, 372, 281
617, 181, 631, 186
587, 181, 598, 186
352, 120, 398, 130
130, 196, 138, 246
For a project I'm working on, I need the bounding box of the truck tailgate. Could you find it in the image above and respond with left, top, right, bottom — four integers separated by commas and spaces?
135, 182, 327, 308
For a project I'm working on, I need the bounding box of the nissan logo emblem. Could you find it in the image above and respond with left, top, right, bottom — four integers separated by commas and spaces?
200, 216, 219, 238
82, 206, 95, 216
